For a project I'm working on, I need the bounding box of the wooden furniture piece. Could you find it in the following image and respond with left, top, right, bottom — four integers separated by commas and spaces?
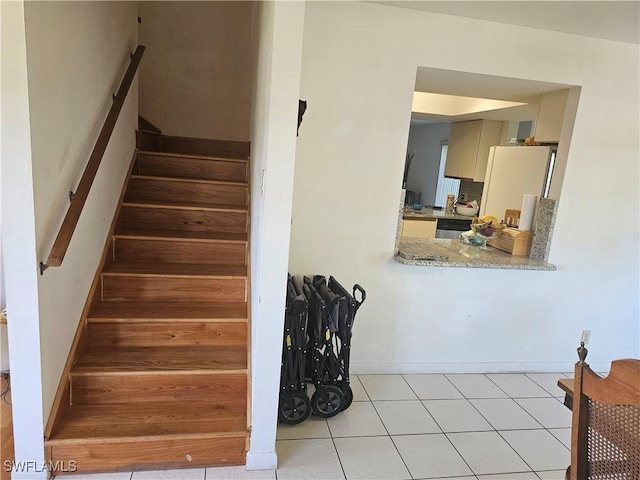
487, 227, 533, 256
504, 209, 520, 228
564, 344, 640, 480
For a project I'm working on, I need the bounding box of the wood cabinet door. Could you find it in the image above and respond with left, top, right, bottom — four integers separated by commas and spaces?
445, 120, 481, 180
402, 219, 437, 238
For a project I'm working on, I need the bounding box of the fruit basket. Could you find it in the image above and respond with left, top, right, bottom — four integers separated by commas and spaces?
471, 218, 506, 248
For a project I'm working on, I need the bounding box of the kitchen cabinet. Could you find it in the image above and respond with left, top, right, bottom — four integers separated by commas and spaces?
402, 219, 437, 238
445, 119, 503, 181
534, 89, 568, 143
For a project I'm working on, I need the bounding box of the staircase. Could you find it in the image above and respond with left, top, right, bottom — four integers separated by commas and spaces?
45, 132, 251, 475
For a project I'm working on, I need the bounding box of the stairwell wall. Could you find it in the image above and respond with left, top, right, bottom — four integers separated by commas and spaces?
138, 1, 254, 142
21, 1, 138, 423
248, 1, 305, 469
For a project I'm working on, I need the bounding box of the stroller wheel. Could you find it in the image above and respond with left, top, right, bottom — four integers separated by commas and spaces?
340, 383, 353, 411
279, 392, 311, 425
311, 385, 345, 418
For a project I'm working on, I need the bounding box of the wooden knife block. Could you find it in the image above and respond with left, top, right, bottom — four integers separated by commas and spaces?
487, 228, 533, 256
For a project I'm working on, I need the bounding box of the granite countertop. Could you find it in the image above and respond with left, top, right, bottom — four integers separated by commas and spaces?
403, 207, 474, 221
395, 237, 556, 271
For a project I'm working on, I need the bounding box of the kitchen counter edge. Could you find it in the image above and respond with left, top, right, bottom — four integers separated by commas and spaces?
394, 238, 557, 271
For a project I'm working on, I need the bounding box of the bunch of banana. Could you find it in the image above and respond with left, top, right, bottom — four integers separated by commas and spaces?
472, 215, 505, 237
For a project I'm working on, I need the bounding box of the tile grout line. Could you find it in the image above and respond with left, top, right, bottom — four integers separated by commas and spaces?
367, 391, 414, 479
400, 375, 477, 478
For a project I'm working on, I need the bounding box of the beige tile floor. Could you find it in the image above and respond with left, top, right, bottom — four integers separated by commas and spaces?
63, 373, 574, 480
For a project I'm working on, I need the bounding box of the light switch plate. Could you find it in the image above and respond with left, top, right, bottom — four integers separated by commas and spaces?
581, 329, 591, 345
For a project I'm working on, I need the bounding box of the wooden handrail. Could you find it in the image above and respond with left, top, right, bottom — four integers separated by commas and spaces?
41, 45, 145, 274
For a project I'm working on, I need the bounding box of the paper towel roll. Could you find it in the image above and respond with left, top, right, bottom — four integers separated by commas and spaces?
519, 194, 538, 231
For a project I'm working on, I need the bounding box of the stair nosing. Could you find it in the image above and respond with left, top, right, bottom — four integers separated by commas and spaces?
101, 271, 247, 280
70, 368, 248, 377
113, 230, 247, 244
122, 201, 248, 213
129, 174, 248, 187
137, 150, 249, 163
87, 317, 248, 323
46, 430, 249, 446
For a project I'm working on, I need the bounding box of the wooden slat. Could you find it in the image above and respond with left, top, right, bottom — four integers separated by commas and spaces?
101, 276, 247, 302
87, 301, 248, 322
126, 176, 248, 207
73, 346, 247, 372
71, 372, 247, 404
87, 322, 247, 347
160, 135, 250, 159
119, 205, 247, 234
46, 46, 145, 267
48, 402, 246, 441
48, 435, 246, 474
137, 153, 248, 182
113, 237, 246, 265
102, 261, 247, 277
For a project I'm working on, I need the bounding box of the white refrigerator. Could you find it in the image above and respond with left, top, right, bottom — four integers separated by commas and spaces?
479, 146, 553, 222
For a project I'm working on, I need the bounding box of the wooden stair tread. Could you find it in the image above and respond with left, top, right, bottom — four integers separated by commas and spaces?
114, 227, 247, 243
138, 150, 248, 163
47, 402, 247, 443
88, 301, 248, 322
74, 346, 247, 372
122, 199, 248, 212
130, 174, 247, 187
102, 262, 247, 277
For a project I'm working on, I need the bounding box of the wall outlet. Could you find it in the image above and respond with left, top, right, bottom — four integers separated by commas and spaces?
581, 329, 591, 345
459, 193, 467, 202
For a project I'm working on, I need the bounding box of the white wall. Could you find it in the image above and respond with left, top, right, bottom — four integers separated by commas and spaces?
406, 123, 451, 206
248, 1, 305, 469
139, 1, 253, 141
23, 0, 138, 422
289, 2, 639, 373
1, 2, 47, 477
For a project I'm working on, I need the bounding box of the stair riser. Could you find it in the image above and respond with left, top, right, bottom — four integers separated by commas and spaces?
119, 206, 247, 234
137, 155, 247, 182
101, 276, 247, 302
125, 177, 248, 207
71, 372, 247, 404
48, 436, 246, 474
160, 135, 250, 159
87, 322, 247, 347
113, 238, 247, 265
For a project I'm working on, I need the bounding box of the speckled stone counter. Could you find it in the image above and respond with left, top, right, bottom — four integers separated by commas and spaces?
402, 207, 474, 221
395, 238, 557, 271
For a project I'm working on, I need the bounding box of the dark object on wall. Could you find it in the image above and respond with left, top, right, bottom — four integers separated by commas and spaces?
297, 99, 307, 136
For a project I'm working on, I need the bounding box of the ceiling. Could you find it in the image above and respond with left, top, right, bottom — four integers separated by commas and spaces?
374, 1, 640, 45
370, 1, 638, 123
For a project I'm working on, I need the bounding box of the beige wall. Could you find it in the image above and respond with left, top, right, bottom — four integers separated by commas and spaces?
139, 1, 254, 141
23, 0, 138, 419
289, 2, 639, 372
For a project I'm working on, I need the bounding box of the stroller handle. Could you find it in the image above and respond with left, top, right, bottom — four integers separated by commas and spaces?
353, 284, 366, 305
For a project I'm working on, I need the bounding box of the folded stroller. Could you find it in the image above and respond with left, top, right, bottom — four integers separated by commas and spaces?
303, 275, 366, 417
278, 275, 312, 424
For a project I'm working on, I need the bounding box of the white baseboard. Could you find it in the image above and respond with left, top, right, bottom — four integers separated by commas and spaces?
350, 361, 610, 374
245, 451, 278, 471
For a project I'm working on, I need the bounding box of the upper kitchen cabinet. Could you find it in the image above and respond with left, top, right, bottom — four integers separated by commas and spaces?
444, 119, 503, 181
534, 89, 569, 143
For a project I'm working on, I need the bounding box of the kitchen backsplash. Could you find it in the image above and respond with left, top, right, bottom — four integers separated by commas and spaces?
459, 180, 484, 206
